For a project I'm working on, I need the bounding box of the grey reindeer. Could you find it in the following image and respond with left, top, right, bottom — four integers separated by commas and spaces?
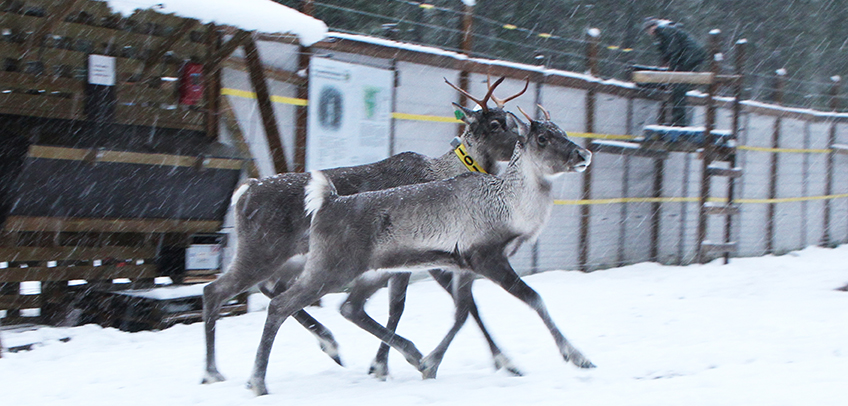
246, 106, 595, 396
202, 77, 528, 384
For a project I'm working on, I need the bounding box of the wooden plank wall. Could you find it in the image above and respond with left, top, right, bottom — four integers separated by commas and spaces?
0, 0, 231, 325
0, 0, 210, 130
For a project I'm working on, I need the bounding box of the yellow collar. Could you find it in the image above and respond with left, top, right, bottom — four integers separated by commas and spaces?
450, 137, 487, 174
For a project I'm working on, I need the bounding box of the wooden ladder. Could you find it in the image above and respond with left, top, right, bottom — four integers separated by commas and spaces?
633, 30, 747, 264
696, 32, 747, 264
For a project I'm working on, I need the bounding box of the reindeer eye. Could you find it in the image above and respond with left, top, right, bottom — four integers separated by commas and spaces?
538, 134, 548, 145
489, 120, 501, 130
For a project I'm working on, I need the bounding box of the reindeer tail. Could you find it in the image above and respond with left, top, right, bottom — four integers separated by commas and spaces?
230, 179, 254, 207
305, 170, 338, 218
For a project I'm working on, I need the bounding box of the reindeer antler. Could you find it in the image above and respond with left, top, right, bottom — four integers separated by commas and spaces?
443, 75, 506, 112
489, 75, 530, 108
516, 105, 534, 123
517, 105, 552, 122
537, 104, 551, 120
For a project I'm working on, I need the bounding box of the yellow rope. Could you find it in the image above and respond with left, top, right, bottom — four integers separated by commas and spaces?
392, 112, 462, 123
222, 88, 837, 155
737, 145, 831, 154
221, 88, 308, 106
555, 193, 848, 206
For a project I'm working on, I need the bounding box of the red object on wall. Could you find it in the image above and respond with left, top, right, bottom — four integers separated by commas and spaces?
179, 62, 204, 105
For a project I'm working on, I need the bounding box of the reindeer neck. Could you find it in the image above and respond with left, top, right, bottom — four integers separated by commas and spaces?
432, 132, 497, 178
501, 146, 554, 212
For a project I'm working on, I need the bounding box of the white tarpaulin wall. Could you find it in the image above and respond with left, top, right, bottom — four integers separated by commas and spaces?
221, 35, 848, 275
306, 57, 393, 171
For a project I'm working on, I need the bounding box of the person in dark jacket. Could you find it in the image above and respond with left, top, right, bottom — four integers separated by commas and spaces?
643, 18, 707, 126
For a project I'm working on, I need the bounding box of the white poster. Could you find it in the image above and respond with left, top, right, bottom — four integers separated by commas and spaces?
185, 244, 221, 270
306, 57, 393, 171
88, 54, 116, 86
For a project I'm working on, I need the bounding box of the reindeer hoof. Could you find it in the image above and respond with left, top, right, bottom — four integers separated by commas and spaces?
246, 378, 269, 396
565, 351, 596, 369
318, 336, 343, 366
201, 370, 226, 384
493, 353, 524, 377
419, 355, 440, 379
403, 349, 423, 370
368, 361, 389, 381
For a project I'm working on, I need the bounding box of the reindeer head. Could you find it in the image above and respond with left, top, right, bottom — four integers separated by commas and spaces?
445, 76, 528, 168
515, 105, 592, 175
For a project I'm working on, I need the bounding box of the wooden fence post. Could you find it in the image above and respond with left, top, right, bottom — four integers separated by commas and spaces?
455, 1, 475, 138
766, 69, 786, 253
822, 76, 841, 246
294, 0, 314, 173
619, 97, 633, 267
579, 28, 599, 272
204, 23, 222, 141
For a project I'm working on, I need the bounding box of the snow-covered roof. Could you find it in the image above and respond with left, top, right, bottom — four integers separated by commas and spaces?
106, 0, 328, 46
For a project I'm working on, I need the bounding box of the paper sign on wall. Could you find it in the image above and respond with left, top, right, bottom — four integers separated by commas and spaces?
88, 54, 116, 86
306, 57, 393, 171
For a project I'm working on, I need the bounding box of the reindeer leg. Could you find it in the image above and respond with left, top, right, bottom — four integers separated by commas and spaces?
429, 269, 523, 376
368, 272, 411, 380
470, 248, 596, 370
247, 279, 329, 396
419, 270, 474, 379
340, 273, 424, 371
202, 257, 270, 384
258, 261, 343, 367
292, 310, 343, 366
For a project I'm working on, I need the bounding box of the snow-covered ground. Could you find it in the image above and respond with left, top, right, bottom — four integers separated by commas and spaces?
1, 246, 846, 406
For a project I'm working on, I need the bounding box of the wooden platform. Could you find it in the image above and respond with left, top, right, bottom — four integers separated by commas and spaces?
86, 283, 247, 332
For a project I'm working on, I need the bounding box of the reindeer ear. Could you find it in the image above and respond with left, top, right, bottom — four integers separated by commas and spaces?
452, 102, 477, 124
506, 111, 529, 141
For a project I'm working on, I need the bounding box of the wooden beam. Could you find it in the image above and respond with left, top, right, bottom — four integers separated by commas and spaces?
205, 23, 222, 140
766, 71, 786, 254
2, 216, 221, 234
588, 140, 669, 159
0, 264, 159, 283
132, 18, 199, 83
632, 71, 715, 85
27, 145, 242, 170
20, 0, 86, 62
207, 30, 251, 74
0, 294, 41, 310
579, 89, 595, 272
650, 157, 664, 261
0, 246, 154, 262
243, 33, 288, 173
823, 77, 841, 246
294, 46, 310, 172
